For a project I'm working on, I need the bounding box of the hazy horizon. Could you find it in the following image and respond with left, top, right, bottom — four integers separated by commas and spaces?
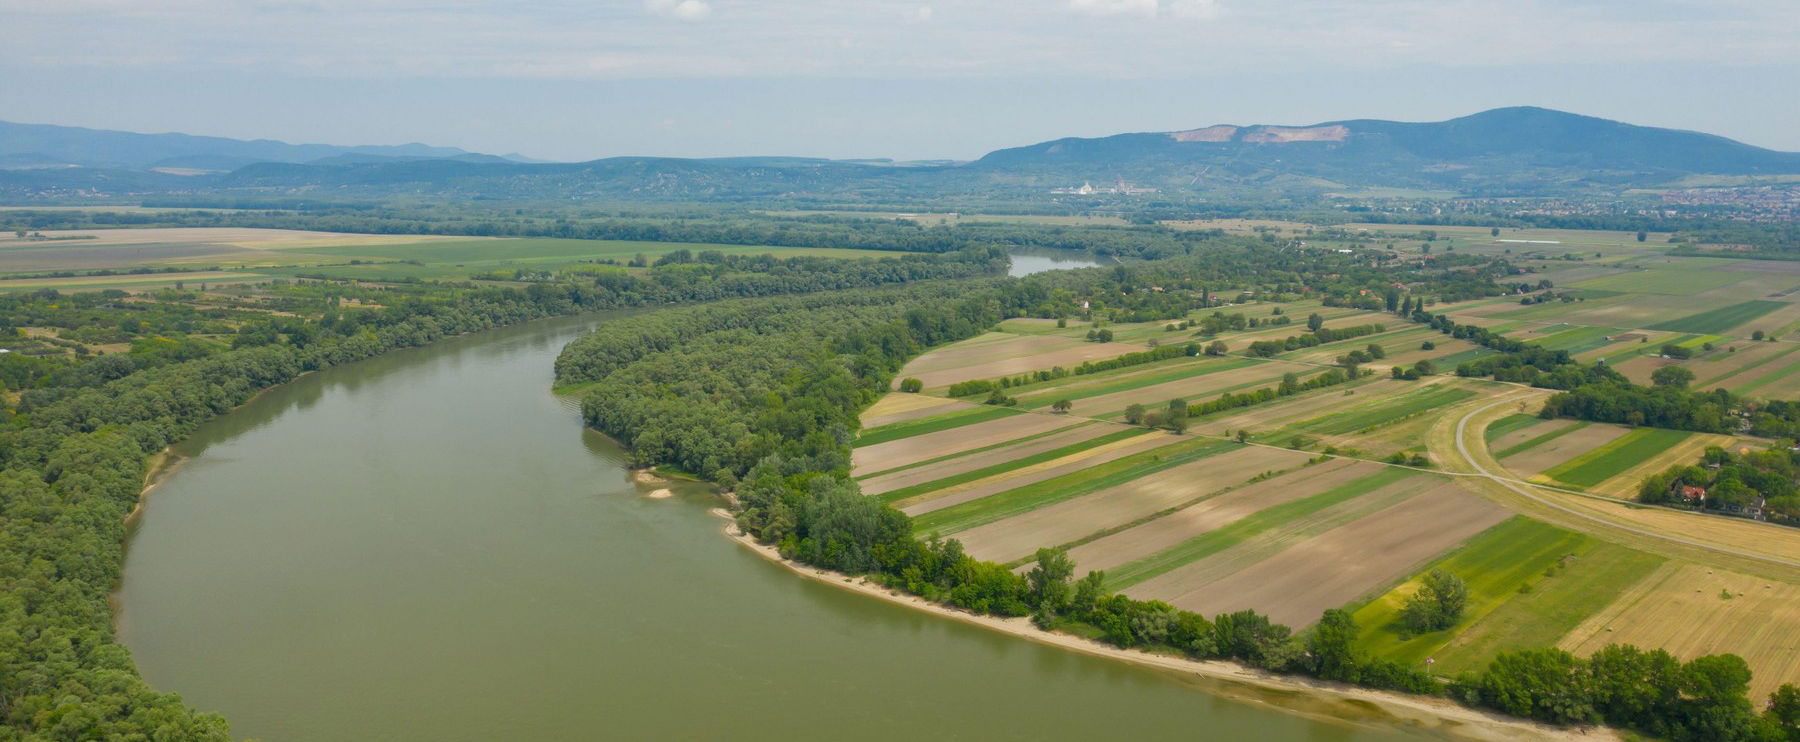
5, 1, 1797, 161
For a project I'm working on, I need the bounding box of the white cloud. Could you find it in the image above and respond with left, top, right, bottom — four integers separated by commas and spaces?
646, 0, 710, 21
913, 5, 933, 22
1068, 0, 1158, 16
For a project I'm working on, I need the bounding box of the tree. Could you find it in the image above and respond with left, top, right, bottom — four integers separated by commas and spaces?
1308, 608, 1361, 682
1420, 340, 1435, 351
1754, 330, 1767, 341
1124, 403, 1146, 424
1206, 340, 1228, 356
1236, 429, 1250, 443
1307, 313, 1324, 332
1491, 227, 1501, 237
1400, 569, 1467, 633
1679, 654, 1758, 740
1637, 230, 1648, 242
1056, 317, 1067, 328
1096, 328, 1114, 343
1366, 343, 1386, 360
1474, 648, 1598, 725
1025, 547, 1075, 612
1651, 365, 1696, 389
1166, 398, 1187, 421
1168, 416, 1189, 434
1071, 571, 1106, 616
1765, 683, 1800, 741
1051, 399, 1073, 413
898, 377, 923, 393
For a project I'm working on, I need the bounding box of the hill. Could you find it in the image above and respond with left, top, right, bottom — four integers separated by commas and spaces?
0, 120, 527, 171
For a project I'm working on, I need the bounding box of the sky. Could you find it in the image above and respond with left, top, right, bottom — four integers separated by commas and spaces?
3, 0, 1797, 161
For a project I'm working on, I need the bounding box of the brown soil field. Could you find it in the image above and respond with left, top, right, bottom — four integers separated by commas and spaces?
899, 333, 1152, 389
1559, 562, 1800, 699
1125, 473, 1439, 612
1695, 343, 1799, 390
1065, 459, 1375, 573
858, 393, 975, 429
1374, 337, 1483, 370
1191, 379, 1409, 436
857, 422, 1105, 495
954, 446, 1314, 563
1500, 423, 1630, 479
1166, 482, 1509, 628
1068, 361, 1308, 418
851, 412, 1073, 474
896, 432, 1180, 516
1535, 489, 1800, 565
1608, 355, 1668, 385
1487, 417, 1575, 454
1281, 327, 1434, 366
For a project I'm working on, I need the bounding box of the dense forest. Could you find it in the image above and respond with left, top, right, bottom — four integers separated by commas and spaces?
557, 253, 1800, 741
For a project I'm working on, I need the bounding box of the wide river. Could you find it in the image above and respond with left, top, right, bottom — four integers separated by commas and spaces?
117, 311, 1437, 741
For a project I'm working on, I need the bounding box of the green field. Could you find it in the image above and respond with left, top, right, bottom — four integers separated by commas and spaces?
910, 437, 1238, 536
1291, 385, 1478, 437
1105, 467, 1419, 589
1350, 517, 1590, 664
1647, 300, 1785, 335
1483, 414, 1542, 443
854, 422, 1086, 480
1541, 427, 1690, 487
1571, 268, 1745, 296
1016, 357, 1263, 407
1495, 421, 1589, 458
854, 406, 1022, 448
1427, 542, 1665, 674
874, 428, 1150, 504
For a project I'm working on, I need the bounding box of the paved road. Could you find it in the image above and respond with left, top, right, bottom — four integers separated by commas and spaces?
1451, 397, 1800, 570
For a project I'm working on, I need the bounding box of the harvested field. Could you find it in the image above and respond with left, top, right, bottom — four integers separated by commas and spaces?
897, 333, 1150, 389
1693, 342, 1800, 390
1163, 482, 1508, 628
851, 412, 1066, 475
897, 432, 1181, 515
854, 406, 1021, 449
1560, 562, 1800, 699
1733, 352, 1800, 397
1290, 383, 1478, 437
858, 393, 974, 429
1573, 268, 1747, 296
1012, 357, 1258, 409
1647, 300, 1785, 335
955, 446, 1314, 563
1064, 459, 1374, 574
1500, 422, 1630, 479
863, 424, 1129, 498
1490, 418, 1578, 457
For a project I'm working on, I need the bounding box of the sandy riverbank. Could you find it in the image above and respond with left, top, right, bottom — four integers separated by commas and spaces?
715, 510, 1615, 742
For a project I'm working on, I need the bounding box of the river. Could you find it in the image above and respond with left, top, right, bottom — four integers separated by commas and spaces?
117, 311, 1437, 742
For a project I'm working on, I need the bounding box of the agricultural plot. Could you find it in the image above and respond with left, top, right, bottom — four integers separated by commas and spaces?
1489, 418, 1581, 458
851, 409, 1052, 474
1010, 357, 1260, 409
856, 422, 1112, 494
1499, 422, 1629, 480
1284, 383, 1478, 438
1539, 427, 1693, 489
857, 392, 973, 428
1692, 342, 1800, 391
1054, 360, 1308, 419
954, 445, 1313, 563
1188, 378, 1402, 436
1064, 459, 1373, 574
896, 432, 1193, 517
1647, 300, 1786, 335
1572, 267, 1747, 297
1733, 353, 1800, 399
895, 332, 1150, 389
1560, 563, 1800, 699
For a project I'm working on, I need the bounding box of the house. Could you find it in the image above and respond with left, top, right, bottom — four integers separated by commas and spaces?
1678, 485, 1707, 502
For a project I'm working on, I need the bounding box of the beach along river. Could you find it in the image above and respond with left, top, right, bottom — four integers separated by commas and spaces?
117, 312, 1434, 741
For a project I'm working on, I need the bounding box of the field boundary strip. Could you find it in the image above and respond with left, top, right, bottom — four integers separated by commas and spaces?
872, 428, 1150, 504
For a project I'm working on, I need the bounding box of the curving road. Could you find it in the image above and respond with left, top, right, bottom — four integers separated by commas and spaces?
1450, 397, 1800, 570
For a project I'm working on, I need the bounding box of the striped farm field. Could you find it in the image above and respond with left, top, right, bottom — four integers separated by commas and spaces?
869, 427, 1147, 502
896, 332, 1153, 389
1012, 356, 1263, 409
858, 393, 974, 429
1064, 459, 1372, 574
1483, 413, 1544, 444
856, 422, 1102, 487
1560, 563, 1800, 699
895, 431, 1180, 514
852, 410, 1059, 474
1289, 383, 1478, 437
1106, 467, 1422, 590
1064, 362, 1308, 419
1646, 300, 1786, 335
1539, 427, 1692, 488
1150, 481, 1509, 628
1350, 517, 1592, 665
1572, 267, 1746, 296
1583, 431, 1738, 498
1500, 422, 1627, 478
853, 406, 1022, 449
1492, 419, 1584, 458
909, 437, 1239, 536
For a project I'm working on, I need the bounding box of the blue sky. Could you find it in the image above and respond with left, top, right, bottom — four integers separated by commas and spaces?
3, 0, 1796, 161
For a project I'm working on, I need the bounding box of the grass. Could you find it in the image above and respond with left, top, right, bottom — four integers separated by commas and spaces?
1484, 414, 1542, 444
1571, 269, 1745, 296
1292, 385, 1478, 437
1646, 300, 1785, 335
1495, 421, 1588, 459
1428, 542, 1665, 675
1541, 427, 1691, 488
1350, 517, 1590, 665
910, 437, 1239, 536
872, 428, 1150, 504
1103, 467, 1419, 589
853, 406, 1021, 448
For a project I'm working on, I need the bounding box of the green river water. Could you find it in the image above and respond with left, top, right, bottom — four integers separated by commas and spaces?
116, 312, 1439, 741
